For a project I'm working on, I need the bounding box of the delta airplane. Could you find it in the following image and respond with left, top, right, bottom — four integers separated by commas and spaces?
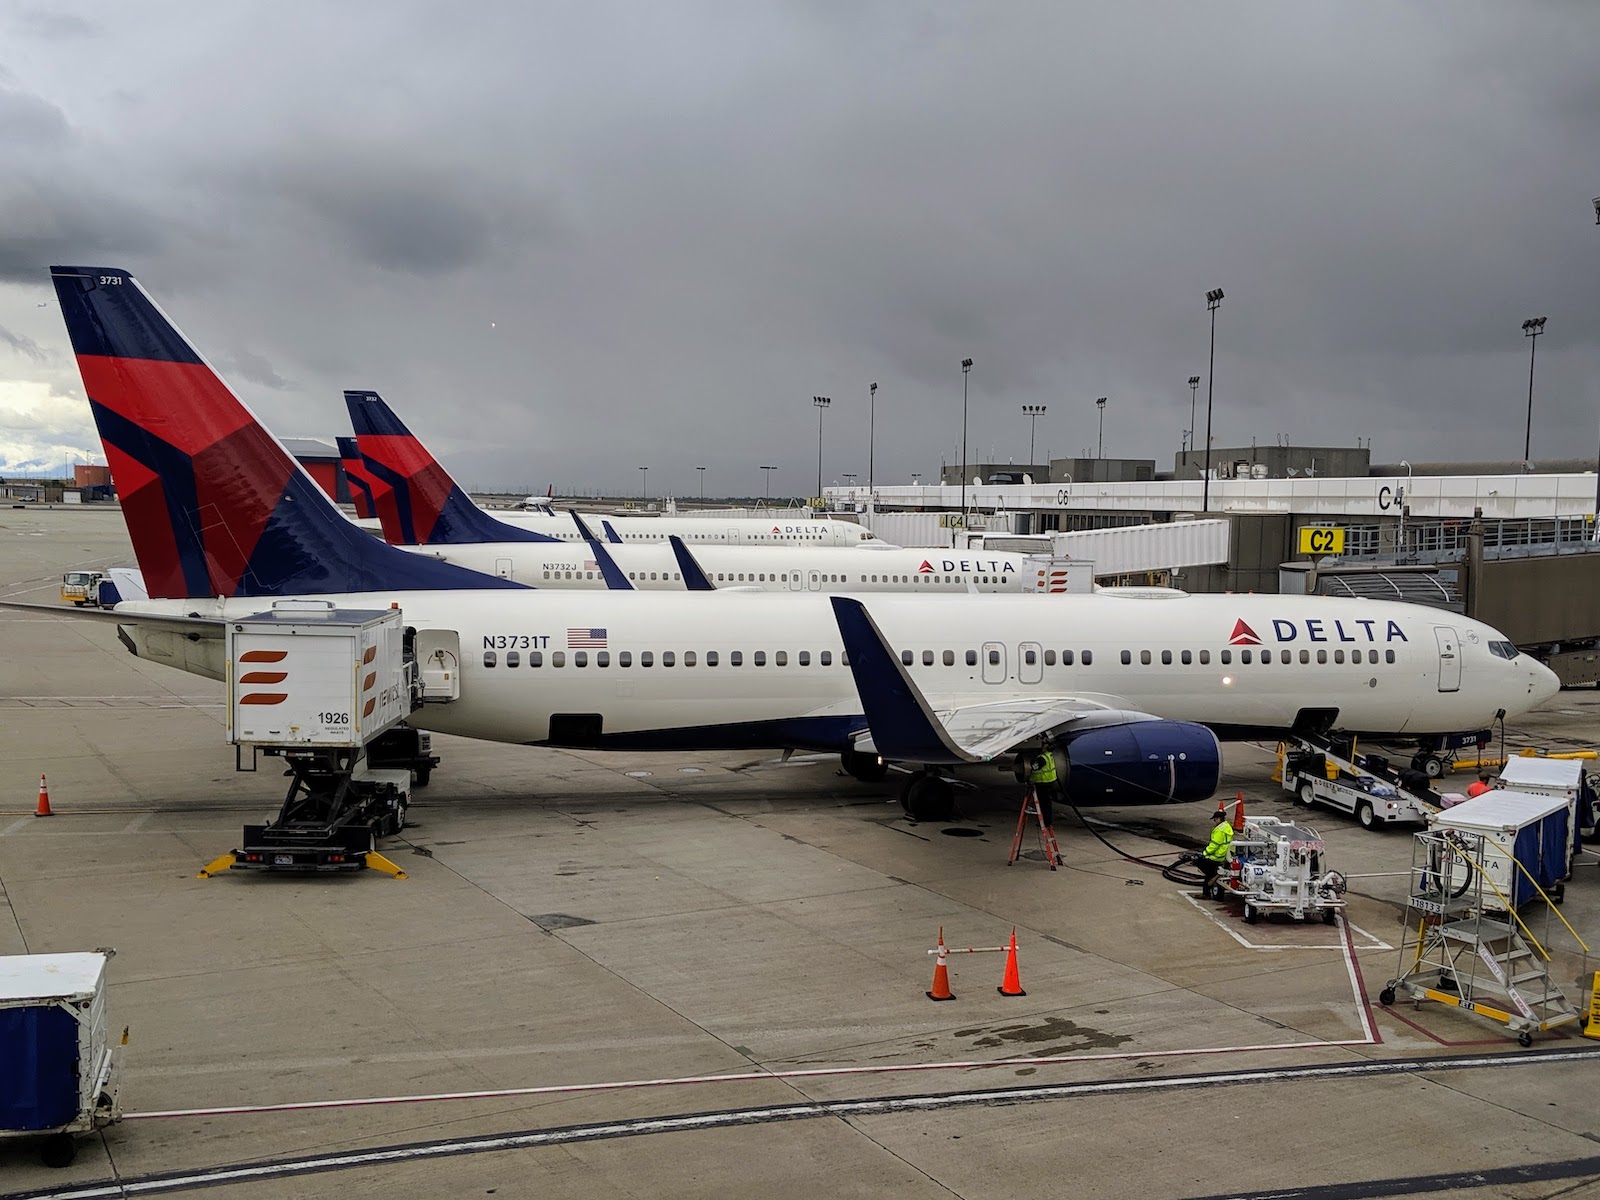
343, 390, 1050, 594
32, 266, 1559, 822
340, 401, 884, 548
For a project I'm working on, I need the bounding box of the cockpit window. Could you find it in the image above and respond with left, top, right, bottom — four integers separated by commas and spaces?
1487, 640, 1520, 660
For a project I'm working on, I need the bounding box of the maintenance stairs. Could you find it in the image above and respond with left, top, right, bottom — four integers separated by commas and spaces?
1382, 829, 1586, 1045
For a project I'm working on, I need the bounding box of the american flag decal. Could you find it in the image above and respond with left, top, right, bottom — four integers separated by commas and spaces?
583, 559, 599, 572
568, 627, 608, 648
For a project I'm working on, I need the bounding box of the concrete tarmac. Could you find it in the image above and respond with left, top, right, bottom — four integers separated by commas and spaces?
1, 506, 1596, 1199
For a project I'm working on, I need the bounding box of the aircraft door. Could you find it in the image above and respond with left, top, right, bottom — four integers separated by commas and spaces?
788, 566, 803, 591
1018, 641, 1043, 684
494, 557, 513, 580
1433, 626, 1461, 692
415, 629, 462, 702
981, 641, 1007, 684
727, 528, 741, 544
809, 570, 822, 591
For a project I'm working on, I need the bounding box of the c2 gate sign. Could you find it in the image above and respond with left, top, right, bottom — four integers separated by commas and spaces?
1298, 526, 1345, 555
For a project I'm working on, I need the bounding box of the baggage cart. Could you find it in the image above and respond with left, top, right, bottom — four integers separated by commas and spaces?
0, 952, 120, 1167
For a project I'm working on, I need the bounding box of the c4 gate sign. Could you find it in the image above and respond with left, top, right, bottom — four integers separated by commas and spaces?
1299, 526, 1346, 555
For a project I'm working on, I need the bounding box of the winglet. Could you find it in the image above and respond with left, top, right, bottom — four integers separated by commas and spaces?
667, 536, 715, 591
828, 597, 975, 764
600, 519, 623, 545
569, 510, 602, 542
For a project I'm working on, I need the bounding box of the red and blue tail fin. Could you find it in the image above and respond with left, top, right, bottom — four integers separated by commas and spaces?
344, 390, 557, 545
50, 267, 523, 598
336, 437, 379, 520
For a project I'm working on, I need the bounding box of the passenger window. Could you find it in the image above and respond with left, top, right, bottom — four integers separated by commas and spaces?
1385, 649, 1395, 664
775, 651, 787, 666
1082, 650, 1093, 665
731, 651, 743, 666
1240, 650, 1252, 664
1023, 649, 1037, 665
530, 651, 543, 667
966, 650, 978, 666
684, 651, 696, 667
619, 651, 632, 667
1334, 650, 1345, 664
943, 650, 955, 666
800, 650, 811, 666
1121, 651, 1132, 665
1062, 650, 1074, 665
755, 651, 768, 666
662, 651, 675, 667
706, 651, 719, 666
1180, 650, 1192, 665
1198, 650, 1209, 665
1368, 649, 1379, 664
901, 650, 914, 666
506, 650, 520, 668
641, 651, 654, 667
483, 650, 498, 667
1161, 650, 1172, 665
987, 649, 1000, 666
1140, 650, 1152, 665
821, 651, 832, 666
944, 650, 957, 666
1260, 650, 1271, 665
595, 651, 610, 667
1299, 649, 1309, 664
1221, 650, 1232, 665
1044, 649, 1056, 666
552, 651, 566, 668
1317, 649, 1327, 664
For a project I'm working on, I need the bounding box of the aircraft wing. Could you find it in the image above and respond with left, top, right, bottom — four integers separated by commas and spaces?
830, 596, 1149, 764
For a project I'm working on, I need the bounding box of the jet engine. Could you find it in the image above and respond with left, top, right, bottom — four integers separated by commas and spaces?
1054, 719, 1221, 805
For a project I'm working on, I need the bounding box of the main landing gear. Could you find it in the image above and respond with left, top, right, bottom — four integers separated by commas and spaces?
841, 748, 889, 782
901, 771, 957, 822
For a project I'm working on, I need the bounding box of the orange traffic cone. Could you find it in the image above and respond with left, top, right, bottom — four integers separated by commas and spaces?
1232, 792, 1246, 832
35, 773, 52, 818
997, 928, 1025, 997
927, 927, 955, 1002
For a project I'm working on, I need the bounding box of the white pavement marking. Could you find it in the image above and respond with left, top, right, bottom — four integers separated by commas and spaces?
121, 811, 154, 834
0, 817, 33, 838
1178, 891, 1389, 951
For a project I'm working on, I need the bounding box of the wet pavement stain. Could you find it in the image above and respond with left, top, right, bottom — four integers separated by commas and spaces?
953, 1016, 1133, 1055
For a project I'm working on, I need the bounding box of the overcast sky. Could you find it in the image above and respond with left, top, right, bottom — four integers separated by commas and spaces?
1, 2, 1597, 497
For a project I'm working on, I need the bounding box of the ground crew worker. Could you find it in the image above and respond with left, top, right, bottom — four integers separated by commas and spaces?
1199, 808, 1234, 896
1466, 769, 1493, 798
1026, 741, 1060, 833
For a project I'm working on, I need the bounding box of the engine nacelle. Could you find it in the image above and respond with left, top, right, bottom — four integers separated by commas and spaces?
1056, 719, 1221, 805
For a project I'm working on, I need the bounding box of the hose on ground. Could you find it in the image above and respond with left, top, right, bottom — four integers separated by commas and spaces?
1067, 803, 1207, 885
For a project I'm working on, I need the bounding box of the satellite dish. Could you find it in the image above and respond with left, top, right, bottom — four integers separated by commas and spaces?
1286, 468, 1299, 477
1305, 467, 1317, 478
972, 475, 982, 487
1022, 473, 1034, 485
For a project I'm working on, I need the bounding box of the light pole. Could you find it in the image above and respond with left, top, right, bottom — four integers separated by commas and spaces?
868, 382, 877, 495
842, 473, 857, 499
1203, 288, 1224, 513
1521, 317, 1547, 470
1187, 375, 1200, 460
1022, 404, 1046, 467
1594, 197, 1600, 528
696, 465, 706, 500
959, 359, 973, 527
1095, 397, 1107, 459
639, 465, 648, 499
1398, 460, 1412, 556
760, 464, 777, 504
812, 396, 830, 502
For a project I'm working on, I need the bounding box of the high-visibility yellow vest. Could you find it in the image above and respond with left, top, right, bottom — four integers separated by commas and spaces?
1203, 821, 1234, 863
1028, 751, 1058, 785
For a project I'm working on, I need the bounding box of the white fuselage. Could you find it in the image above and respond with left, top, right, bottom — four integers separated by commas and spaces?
406, 540, 1037, 592
361, 513, 886, 546
117, 590, 1557, 751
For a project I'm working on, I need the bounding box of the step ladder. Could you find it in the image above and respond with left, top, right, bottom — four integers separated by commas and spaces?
1008, 787, 1063, 870
1383, 829, 1585, 1045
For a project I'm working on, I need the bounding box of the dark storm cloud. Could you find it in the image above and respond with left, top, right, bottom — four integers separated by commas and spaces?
214, 349, 296, 392
2, 1, 1598, 489
0, 323, 44, 362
